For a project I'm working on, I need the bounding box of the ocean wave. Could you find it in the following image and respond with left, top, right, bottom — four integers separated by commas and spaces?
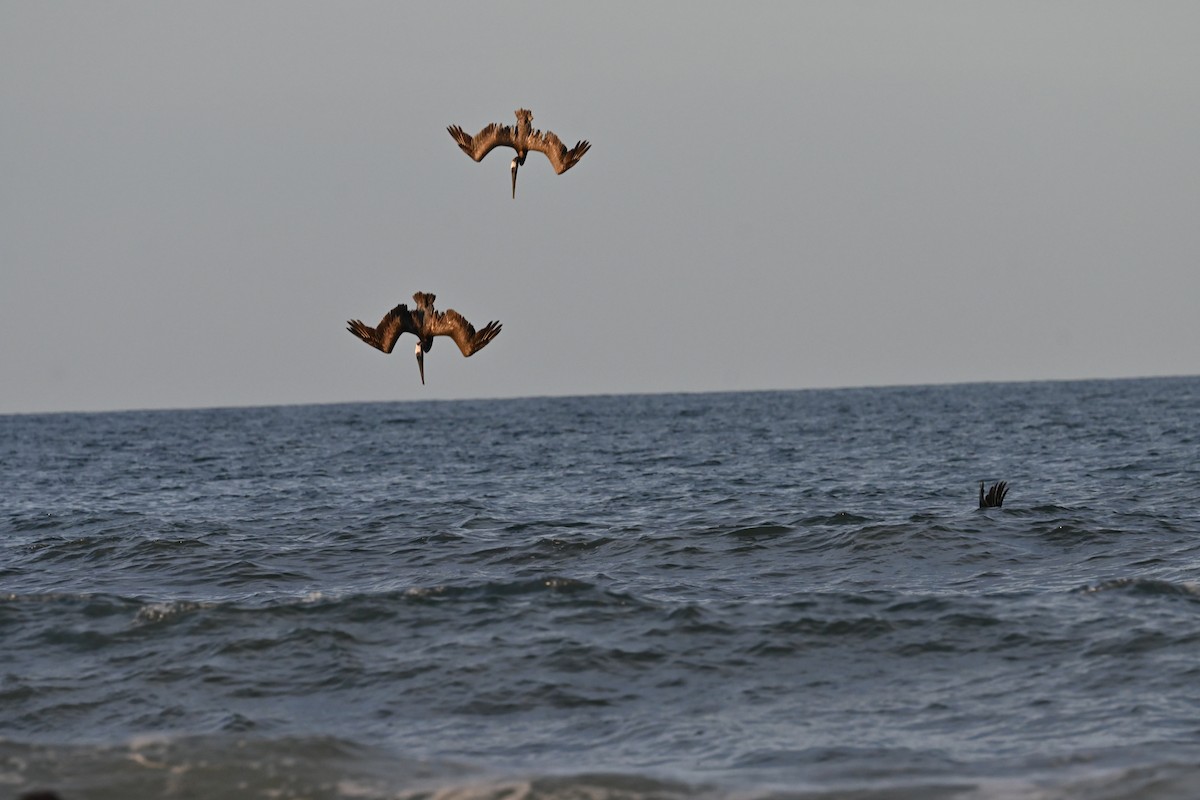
400, 576, 600, 601
1077, 577, 1200, 599
6, 380, 1200, 791
6, 735, 1200, 800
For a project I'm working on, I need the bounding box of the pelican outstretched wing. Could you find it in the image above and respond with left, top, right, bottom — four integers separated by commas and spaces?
447, 122, 520, 162
526, 130, 591, 174
428, 309, 502, 357
346, 304, 417, 354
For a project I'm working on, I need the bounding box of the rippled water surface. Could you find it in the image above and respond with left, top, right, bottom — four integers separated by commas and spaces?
3, 378, 1200, 799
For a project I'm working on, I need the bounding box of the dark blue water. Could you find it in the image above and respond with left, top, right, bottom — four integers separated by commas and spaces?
4, 378, 1200, 799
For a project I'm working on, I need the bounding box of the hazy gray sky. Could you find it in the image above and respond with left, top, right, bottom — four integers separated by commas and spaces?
3, 2, 1198, 414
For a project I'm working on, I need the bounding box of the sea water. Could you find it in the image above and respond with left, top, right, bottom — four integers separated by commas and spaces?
3, 377, 1200, 799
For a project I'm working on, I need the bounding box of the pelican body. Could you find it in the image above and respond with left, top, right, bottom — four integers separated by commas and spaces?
347, 292, 501, 385
448, 108, 590, 198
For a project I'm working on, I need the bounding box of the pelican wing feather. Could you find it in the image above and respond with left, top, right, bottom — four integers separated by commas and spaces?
428, 309, 502, 357
526, 130, 591, 174
447, 122, 520, 162
979, 480, 1009, 508
346, 303, 417, 354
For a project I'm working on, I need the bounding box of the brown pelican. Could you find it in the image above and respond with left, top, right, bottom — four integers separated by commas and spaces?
979, 480, 1009, 508
448, 108, 590, 198
346, 292, 501, 385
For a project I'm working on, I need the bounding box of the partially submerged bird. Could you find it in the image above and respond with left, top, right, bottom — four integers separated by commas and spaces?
979, 480, 1009, 508
347, 292, 501, 385
448, 108, 590, 198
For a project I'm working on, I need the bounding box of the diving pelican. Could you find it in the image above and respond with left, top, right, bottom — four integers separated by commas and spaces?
448, 108, 590, 198
979, 480, 1009, 508
347, 292, 501, 385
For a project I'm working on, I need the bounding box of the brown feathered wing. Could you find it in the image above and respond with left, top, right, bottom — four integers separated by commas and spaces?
427, 308, 502, 356
526, 130, 591, 174
346, 304, 417, 353
447, 122, 521, 162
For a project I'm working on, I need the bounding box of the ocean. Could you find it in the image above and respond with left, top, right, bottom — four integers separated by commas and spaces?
3, 377, 1200, 799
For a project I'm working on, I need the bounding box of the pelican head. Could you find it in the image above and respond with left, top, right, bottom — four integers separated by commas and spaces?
510, 158, 518, 199
414, 341, 425, 385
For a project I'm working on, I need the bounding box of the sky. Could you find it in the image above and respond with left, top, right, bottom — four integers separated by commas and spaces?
3, 1, 1198, 414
